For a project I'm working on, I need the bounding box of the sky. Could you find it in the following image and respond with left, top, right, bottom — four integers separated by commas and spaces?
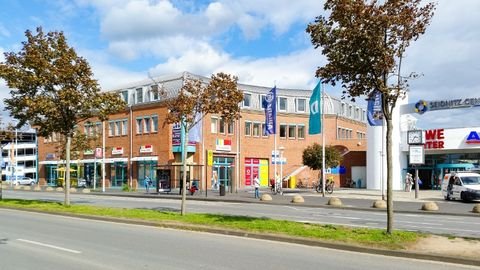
0, 0, 479, 130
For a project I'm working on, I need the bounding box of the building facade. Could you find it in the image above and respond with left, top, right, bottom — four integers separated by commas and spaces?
1, 131, 37, 181
37, 72, 367, 190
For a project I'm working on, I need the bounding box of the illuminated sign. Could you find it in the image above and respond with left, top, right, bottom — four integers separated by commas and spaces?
466, 131, 480, 144
415, 98, 480, 114
112, 147, 124, 155
424, 129, 445, 149
140, 145, 153, 153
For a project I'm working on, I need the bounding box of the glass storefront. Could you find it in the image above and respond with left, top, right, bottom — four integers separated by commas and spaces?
137, 160, 157, 188
111, 162, 127, 188
213, 156, 234, 191
45, 165, 58, 186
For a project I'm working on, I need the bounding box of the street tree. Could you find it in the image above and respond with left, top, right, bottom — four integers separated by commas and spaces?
302, 143, 343, 180
306, 0, 436, 233
0, 122, 17, 200
156, 72, 243, 216
0, 27, 126, 206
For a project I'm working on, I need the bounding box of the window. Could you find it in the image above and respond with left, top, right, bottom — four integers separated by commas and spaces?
136, 88, 143, 103
288, 125, 296, 139
243, 93, 252, 107
362, 110, 366, 122
278, 97, 287, 111
136, 119, 143, 134
152, 116, 158, 132
122, 120, 128, 135
355, 108, 360, 119
144, 118, 151, 133
245, 121, 252, 136
298, 125, 305, 139
227, 121, 234, 134
121, 91, 128, 103
280, 124, 287, 138
151, 85, 159, 100
116, 121, 121, 135
348, 105, 353, 117
211, 117, 218, 133
261, 123, 268, 137
253, 123, 261, 137
109, 122, 115, 136
219, 118, 225, 134
341, 103, 346, 116
296, 99, 306, 112
260, 94, 267, 109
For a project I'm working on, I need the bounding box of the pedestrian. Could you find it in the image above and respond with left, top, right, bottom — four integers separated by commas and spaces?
253, 175, 260, 199
405, 173, 413, 192
211, 171, 218, 190
145, 176, 151, 193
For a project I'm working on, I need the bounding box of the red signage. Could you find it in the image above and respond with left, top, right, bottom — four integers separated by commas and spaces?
245, 166, 251, 185
424, 129, 445, 149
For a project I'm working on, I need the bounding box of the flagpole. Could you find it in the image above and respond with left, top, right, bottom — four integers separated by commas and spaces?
273, 83, 278, 194
321, 84, 326, 197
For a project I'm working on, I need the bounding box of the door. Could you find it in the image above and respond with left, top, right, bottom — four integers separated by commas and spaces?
452, 177, 462, 200
213, 157, 234, 191
111, 162, 127, 187
157, 169, 171, 192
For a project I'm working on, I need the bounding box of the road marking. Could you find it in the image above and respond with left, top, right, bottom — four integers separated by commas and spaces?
17, 239, 82, 254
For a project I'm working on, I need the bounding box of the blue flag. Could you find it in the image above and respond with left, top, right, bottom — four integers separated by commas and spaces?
263, 86, 276, 134
309, 82, 322, 135
367, 90, 384, 126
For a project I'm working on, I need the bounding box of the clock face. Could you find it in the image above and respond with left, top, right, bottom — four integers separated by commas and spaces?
408, 130, 423, 144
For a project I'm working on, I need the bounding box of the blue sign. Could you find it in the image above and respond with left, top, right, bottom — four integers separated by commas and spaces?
263, 87, 276, 135
466, 131, 480, 144
367, 91, 384, 126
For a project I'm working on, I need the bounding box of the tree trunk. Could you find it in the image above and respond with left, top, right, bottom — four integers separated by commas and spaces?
180, 128, 188, 216
65, 135, 71, 206
386, 117, 393, 234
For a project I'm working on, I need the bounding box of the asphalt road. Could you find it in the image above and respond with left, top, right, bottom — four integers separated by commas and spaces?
3, 190, 480, 238
1, 209, 478, 270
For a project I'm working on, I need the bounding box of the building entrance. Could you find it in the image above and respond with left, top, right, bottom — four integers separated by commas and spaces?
213, 157, 234, 192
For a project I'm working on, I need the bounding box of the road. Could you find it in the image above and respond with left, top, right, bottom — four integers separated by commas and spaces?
0, 209, 478, 270
3, 190, 480, 238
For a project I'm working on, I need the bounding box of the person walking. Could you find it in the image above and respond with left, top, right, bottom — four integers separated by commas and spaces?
405, 173, 413, 192
253, 175, 260, 199
145, 176, 151, 193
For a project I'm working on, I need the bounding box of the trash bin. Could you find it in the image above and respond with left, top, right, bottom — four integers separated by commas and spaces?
219, 184, 225, 196
289, 176, 296, 189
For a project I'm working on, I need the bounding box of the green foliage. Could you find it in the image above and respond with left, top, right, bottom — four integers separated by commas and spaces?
122, 183, 132, 192
302, 143, 343, 171
0, 199, 421, 250
0, 27, 126, 136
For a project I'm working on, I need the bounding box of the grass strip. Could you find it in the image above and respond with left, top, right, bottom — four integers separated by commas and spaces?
0, 199, 421, 250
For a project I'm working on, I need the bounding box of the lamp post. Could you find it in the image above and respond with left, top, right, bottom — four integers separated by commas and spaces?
279, 146, 285, 191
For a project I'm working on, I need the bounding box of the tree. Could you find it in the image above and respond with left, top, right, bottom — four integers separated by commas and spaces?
0, 122, 17, 200
302, 143, 343, 177
306, 0, 435, 233
156, 72, 243, 216
0, 27, 126, 206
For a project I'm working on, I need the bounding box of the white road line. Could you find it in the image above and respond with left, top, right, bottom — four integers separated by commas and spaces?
17, 239, 82, 254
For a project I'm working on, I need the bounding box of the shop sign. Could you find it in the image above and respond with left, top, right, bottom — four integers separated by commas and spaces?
95, 147, 103, 158
112, 147, 124, 155
466, 131, 480, 144
409, 145, 425, 165
424, 129, 445, 149
140, 144, 153, 153
216, 139, 231, 151
46, 153, 55, 160
207, 150, 213, 166
416, 97, 480, 114
84, 149, 94, 155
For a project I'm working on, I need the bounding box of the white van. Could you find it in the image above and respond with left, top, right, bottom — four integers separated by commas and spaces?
441, 172, 480, 201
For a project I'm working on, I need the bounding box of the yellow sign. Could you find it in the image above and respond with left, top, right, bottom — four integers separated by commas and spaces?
207, 150, 213, 166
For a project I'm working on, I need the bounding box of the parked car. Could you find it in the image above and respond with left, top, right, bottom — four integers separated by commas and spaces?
8, 176, 37, 186
441, 172, 480, 202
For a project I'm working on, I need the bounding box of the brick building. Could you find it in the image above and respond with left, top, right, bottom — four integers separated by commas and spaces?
37, 72, 367, 191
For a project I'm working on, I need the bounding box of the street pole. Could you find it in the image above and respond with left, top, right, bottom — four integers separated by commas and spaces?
415, 166, 419, 199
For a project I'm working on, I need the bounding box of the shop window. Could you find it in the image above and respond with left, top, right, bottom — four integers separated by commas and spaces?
211, 117, 218, 133
298, 125, 305, 139
280, 124, 287, 138
288, 125, 296, 139
245, 121, 252, 136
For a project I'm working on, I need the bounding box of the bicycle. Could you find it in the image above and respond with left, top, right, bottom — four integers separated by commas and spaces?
270, 179, 283, 195
315, 178, 334, 194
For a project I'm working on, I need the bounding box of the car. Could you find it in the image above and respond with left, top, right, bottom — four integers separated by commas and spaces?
441, 172, 480, 202
8, 176, 37, 186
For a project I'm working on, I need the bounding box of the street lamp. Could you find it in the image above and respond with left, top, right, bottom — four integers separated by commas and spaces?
279, 146, 285, 191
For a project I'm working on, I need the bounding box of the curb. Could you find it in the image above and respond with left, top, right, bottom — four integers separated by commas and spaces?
1, 206, 479, 267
